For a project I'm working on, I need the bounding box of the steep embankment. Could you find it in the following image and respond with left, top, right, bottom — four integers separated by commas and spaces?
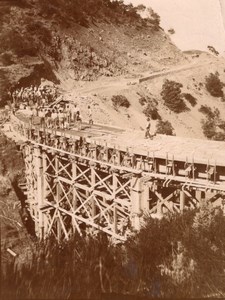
62, 52, 225, 139
0, 131, 29, 262
0, 0, 184, 104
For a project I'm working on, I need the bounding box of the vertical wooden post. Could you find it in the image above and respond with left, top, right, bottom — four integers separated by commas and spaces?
130, 174, 142, 230
72, 158, 77, 233
180, 190, 185, 213
113, 205, 118, 234
55, 154, 61, 240
141, 183, 149, 212
195, 190, 202, 206
72, 159, 77, 208
112, 172, 118, 233
91, 166, 96, 218
42, 151, 48, 237
34, 146, 43, 238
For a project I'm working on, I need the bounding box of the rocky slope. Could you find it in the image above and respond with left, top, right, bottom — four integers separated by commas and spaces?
0, 0, 184, 105
1, 0, 224, 140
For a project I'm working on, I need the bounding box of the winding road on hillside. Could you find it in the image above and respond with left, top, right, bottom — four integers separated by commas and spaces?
72, 59, 215, 96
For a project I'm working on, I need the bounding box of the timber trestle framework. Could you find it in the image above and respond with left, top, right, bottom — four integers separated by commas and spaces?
11, 115, 225, 241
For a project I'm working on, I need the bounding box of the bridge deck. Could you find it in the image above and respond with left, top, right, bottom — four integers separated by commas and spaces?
15, 111, 225, 167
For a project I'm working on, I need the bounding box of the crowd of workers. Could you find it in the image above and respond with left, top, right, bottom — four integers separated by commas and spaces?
6, 84, 155, 137
8, 84, 93, 130
9, 84, 59, 108
26, 103, 92, 130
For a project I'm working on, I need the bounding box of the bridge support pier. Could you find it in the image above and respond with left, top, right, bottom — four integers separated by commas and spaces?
130, 174, 142, 230
34, 147, 44, 238
180, 191, 185, 213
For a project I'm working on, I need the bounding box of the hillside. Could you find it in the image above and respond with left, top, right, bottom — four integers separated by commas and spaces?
0, 0, 225, 140
0, 0, 184, 102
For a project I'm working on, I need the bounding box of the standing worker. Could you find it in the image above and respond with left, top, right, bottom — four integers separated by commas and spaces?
87, 105, 93, 126
39, 108, 45, 128
145, 117, 151, 139
72, 104, 79, 124
149, 111, 158, 139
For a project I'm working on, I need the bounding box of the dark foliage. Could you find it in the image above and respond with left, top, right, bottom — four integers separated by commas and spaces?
182, 93, 197, 107
156, 120, 174, 135
207, 45, 219, 56
146, 8, 161, 30
0, 52, 14, 66
143, 104, 161, 120
199, 106, 225, 140
198, 105, 216, 119
168, 28, 175, 35
201, 118, 217, 139
205, 72, 224, 97
0, 29, 38, 57
112, 95, 130, 109
139, 97, 147, 106
2, 204, 225, 299
38, 0, 141, 26
161, 80, 188, 113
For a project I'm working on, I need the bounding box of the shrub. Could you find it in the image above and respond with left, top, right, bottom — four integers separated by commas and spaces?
198, 105, 219, 119
26, 22, 52, 45
182, 93, 197, 107
143, 104, 161, 119
168, 28, 175, 34
207, 45, 219, 56
161, 80, 188, 113
205, 72, 224, 97
139, 97, 147, 106
146, 8, 160, 30
212, 132, 225, 141
201, 118, 216, 139
0, 29, 38, 57
112, 95, 130, 108
156, 120, 174, 135
200, 107, 225, 141
0, 52, 14, 66
2, 204, 225, 298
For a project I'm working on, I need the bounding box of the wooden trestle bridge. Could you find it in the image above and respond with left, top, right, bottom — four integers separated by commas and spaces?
10, 111, 225, 241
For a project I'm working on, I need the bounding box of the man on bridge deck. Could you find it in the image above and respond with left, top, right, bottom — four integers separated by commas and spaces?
145, 117, 151, 139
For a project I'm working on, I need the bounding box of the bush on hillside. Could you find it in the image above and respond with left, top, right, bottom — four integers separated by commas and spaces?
0, 52, 14, 66
201, 118, 217, 139
198, 105, 219, 119
112, 95, 130, 109
26, 21, 52, 45
182, 93, 197, 107
0, 29, 38, 57
146, 8, 160, 30
207, 45, 219, 56
168, 28, 175, 35
3, 203, 225, 299
156, 120, 174, 135
139, 97, 147, 106
161, 80, 188, 113
200, 107, 225, 141
143, 104, 161, 119
205, 72, 224, 97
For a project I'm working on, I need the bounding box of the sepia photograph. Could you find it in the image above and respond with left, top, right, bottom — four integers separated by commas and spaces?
1, 0, 225, 299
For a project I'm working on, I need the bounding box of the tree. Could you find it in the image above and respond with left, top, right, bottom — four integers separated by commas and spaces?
111, 95, 130, 109
207, 45, 219, 56
156, 120, 174, 135
205, 72, 224, 97
161, 80, 187, 113
146, 7, 160, 30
